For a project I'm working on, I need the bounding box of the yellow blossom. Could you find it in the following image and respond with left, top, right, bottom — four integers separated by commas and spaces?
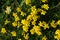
41, 10, 46, 15
22, 26, 29, 32
41, 4, 49, 10
1, 28, 6, 34
5, 6, 11, 14
32, 21, 36, 25
33, 26, 42, 35
27, 15, 33, 21
43, 23, 49, 29
11, 31, 16, 37
30, 29, 35, 35
20, 11, 26, 16
25, 0, 31, 5
21, 19, 30, 26
12, 21, 17, 27
56, 20, 60, 25
32, 15, 39, 21
37, 8, 42, 12
42, 36, 47, 40
42, 21, 49, 29
17, 22, 22, 28
36, 31, 42, 35
16, 7, 21, 12
18, 39, 21, 40
31, 6, 37, 15
50, 20, 57, 28
54, 29, 60, 40
41, 0, 47, 3
31, 11, 37, 16
15, 16, 20, 21
4, 19, 10, 25
33, 26, 40, 31
31, 6, 36, 12
38, 21, 43, 26
13, 13, 20, 21
13, 12, 17, 17
24, 33, 29, 40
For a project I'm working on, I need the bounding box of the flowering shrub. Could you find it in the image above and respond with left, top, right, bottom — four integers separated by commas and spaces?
0, 0, 60, 40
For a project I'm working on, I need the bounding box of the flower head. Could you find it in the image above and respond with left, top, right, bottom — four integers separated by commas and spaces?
1, 28, 6, 34
41, 4, 49, 10
5, 6, 11, 14
11, 31, 16, 37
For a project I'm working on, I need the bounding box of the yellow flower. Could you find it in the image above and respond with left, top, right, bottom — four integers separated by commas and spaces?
31, 11, 37, 16
50, 20, 57, 28
20, 11, 26, 16
56, 20, 60, 25
27, 15, 33, 21
15, 16, 20, 21
21, 19, 30, 26
41, 10, 46, 15
38, 21, 43, 26
13, 13, 20, 21
41, 0, 47, 3
41, 4, 49, 10
33, 26, 40, 31
16, 7, 21, 12
32, 15, 39, 21
42, 21, 49, 29
30, 29, 35, 35
54, 29, 60, 40
18, 39, 21, 40
4, 19, 10, 25
32, 21, 36, 25
31, 6, 36, 12
5, 6, 11, 14
11, 31, 16, 37
22, 26, 29, 32
17, 22, 22, 28
43, 24, 49, 29
12, 21, 17, 27
24, 33, 29, 40
37, 8, 42, 12
1, 28, 6, 34
42, 36, 47, 40
25, 0, 31, 5
36, 31, 42, 35
13, 12, 17, 17
33, 25, 42, 35
31, 6, 37, 15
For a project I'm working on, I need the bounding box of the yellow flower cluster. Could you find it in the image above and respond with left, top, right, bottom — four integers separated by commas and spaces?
21, 19, 30, 26
21, 19, 30, 32
38, 21, 49, 29
30, 25, 42, 35
54, 29, 60, 40
5, 6, 11, 14
1, 0, 60, 40
13, 12, 20, 21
